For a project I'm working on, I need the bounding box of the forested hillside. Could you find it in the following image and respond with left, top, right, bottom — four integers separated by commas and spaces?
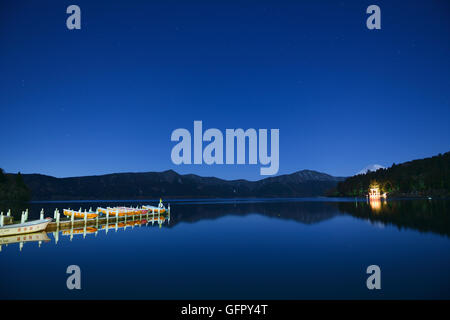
333, 152, 450, 197
0, 169, 31, 202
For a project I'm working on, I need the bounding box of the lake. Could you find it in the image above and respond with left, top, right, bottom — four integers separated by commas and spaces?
0, 198, 449, 299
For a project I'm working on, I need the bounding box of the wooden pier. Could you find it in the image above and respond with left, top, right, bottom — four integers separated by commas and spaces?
1, 205, 170, 232
0, 209, 15, 226
0, 206, 171, 251
46, 210, 169, 232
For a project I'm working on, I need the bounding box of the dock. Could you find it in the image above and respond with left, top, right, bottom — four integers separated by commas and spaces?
1, 205, 170, 230
0, 205, 171, 252
45, 209, 169, 232
0, 205, 170, 252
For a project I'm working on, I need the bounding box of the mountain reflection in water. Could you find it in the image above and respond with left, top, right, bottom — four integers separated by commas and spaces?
1, 198, 449, 299
1, 198, 449, 253
0, 213, 169, 252
338, 199, 450, 237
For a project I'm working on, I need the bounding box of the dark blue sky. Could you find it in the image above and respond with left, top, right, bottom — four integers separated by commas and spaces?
1, 0, 449, 180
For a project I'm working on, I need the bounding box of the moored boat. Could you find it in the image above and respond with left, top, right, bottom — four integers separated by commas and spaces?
97, 207, 147, 216
142, 205, 165, 213
0, 218, 52, 237
142, 199, 167, 213
63, 209, 98, 219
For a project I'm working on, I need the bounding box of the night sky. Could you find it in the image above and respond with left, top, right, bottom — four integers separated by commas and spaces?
1, 0, 449, 180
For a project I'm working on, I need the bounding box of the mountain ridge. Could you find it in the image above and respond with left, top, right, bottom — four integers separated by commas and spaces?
18, 169, 345, 201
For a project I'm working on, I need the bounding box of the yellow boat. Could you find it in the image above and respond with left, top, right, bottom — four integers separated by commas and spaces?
63, 209, 98, 219
142, 205, 165, 213
97, 207, 148, 217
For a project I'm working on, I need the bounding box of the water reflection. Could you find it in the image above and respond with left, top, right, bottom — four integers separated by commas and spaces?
0, 213, 169, 252
369, 197, 382, 211
339, 199, 450, 237
0, 200, 345, 253
171, 199, 450, 237
0, 232, 50, 252
171, 200, 341, 225
2, 198, 450, 253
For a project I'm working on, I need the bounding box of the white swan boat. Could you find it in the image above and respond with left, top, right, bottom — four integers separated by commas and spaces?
0, 218, 52, 237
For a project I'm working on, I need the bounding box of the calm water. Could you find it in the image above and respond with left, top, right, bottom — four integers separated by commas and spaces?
0, 198, 449, 299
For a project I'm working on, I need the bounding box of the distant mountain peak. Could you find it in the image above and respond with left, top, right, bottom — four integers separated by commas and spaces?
292, 170, 334, 180
161, 169, 179, 176
357, 164, 385, 175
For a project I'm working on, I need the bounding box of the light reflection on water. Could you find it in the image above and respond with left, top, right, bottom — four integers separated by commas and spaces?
0, 198, 449, 299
